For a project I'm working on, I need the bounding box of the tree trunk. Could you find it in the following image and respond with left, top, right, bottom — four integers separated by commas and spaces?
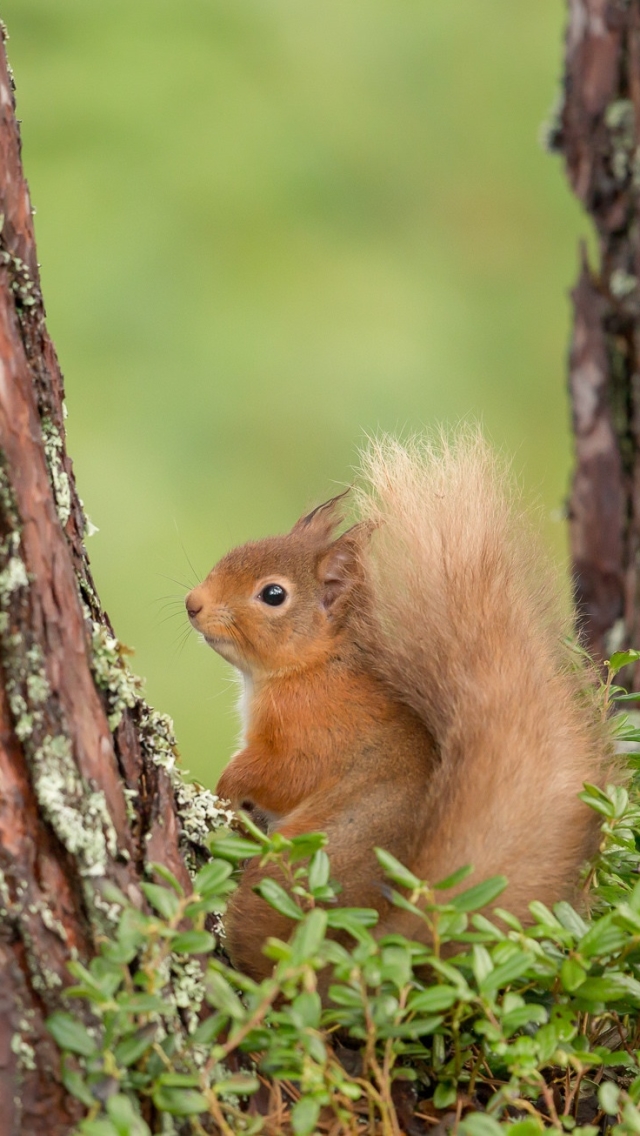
0, 28, 223, 1134
555, 0, 640, 666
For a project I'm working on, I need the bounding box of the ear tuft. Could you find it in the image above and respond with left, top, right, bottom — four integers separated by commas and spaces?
318, 522, 372, 611
290, 488, 351, 544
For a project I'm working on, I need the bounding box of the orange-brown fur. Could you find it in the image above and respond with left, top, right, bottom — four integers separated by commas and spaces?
186, 433, 608, 980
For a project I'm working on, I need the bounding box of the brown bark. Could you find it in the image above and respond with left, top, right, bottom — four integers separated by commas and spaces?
0, 27, 220, 1134
556, 0, 640, 665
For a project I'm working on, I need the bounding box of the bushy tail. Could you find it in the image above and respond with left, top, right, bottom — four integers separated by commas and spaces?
354, 431, 608, 917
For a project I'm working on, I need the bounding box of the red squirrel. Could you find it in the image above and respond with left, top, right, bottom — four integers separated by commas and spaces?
185, 434, 607, 979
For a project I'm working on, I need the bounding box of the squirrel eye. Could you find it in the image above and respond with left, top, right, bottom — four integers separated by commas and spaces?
258, 583, 287, 607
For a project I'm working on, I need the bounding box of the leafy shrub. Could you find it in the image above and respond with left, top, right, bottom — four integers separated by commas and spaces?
47, 652, 640, 1135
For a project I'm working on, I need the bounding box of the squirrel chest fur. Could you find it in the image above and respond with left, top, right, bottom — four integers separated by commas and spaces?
218, 653, 437, 858
186, 434, 608, 981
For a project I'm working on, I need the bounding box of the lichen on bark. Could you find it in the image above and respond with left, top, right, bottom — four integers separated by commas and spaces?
0, 27, 230, 1133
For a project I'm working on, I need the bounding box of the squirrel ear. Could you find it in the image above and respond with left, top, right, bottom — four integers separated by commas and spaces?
317, 522, 372, 611
290, 488, 351, 543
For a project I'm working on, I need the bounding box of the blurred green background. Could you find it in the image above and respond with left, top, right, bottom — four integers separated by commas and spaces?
2, 1, 587, 786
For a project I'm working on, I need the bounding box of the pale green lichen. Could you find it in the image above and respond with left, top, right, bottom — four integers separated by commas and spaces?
138, 704, 179, 775
21, 921, 63, 993
174, 779, 233, 851
90, 618, 141, 730
136, 705, 231, 872
0, 554, 28, 592
610, 268, 637, 299
123, 785, 138, 823
0, 249, 39, 312
30, 734, 118, 878
10, 1032, 36, 1072
41, 419, 71, 528
170, 956, 206, 1036
605, 99, 635, 183
26, 670, 49, 703
37, 901, 68, 942
0, 867, 10, 913
606, 98, 634, 136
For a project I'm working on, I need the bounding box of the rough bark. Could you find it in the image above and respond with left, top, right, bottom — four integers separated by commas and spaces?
555, 0, 640, 665
0, 28, 222, 1134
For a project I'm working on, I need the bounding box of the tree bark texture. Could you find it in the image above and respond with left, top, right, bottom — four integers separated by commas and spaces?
556, 0, 640, 665
0, 28, 224, 1135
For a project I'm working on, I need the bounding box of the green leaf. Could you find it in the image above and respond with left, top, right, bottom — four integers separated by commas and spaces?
459, 1113, 505, 1136
577, 975, 640, 1003
78, 1122, 119, 1136
99, 882, 129, 907
208, 833, 263, 861
450, 876, 507, 913
61, 1059, 95, 1107
327, 984, 364, 1008
598, 1081, 620, 1115
171, 930, 216, 954
471, 944, 493, 985
46, 1012, 97, 1056
382, 1015, 443, 1038
237, 810, 271, 842
206, 969, 246, 1019
578, 792, 614, 818
375, 848, 421, 889
433, 1081, 457, 1109
291, 1095, 321, 1136
254, 878, 303, 920
286, 831, 327, 860
191, 1013, 228, 1046
117, 993, 167, 1013
493, 908, 523, 932
106, 1093, 151, 1136
213, 1074, 259, 1096
436, 910, 468, 938
507, 1122, 544, 1136
560, 959, 587, 993
380, 944, 413, 988
157, 1073, 201, 1087
140, 882, 179, 920
291, 991, 322, 1028
116, 907, 147, 954
152, 1087, 209, 1116
501, 1004, 547, 1034
290, 908, 328, 962
554, 901, 589, 939
528, 900, 563, 928
434, 864, 474, 890
114, 1025, 157, 1067
607, 650, 640, 673
149, 862, 184, 895
326, 907, 379, 942
470, 913, 505, 939
628, 878, 640, 913
479, 950, 532, 992
193, 858, 234, 896
579, 916, 629, 958
407, 985, 459, 1013
184, 895, 229, 919
308, 850, 330, 892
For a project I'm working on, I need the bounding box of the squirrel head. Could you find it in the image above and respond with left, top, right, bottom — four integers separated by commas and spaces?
185, 492, 372, 678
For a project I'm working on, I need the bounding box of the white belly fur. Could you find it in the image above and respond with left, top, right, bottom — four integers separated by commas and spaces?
235, 672, 253, 747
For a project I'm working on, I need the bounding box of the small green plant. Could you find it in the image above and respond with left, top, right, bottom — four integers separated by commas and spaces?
47, 653, 640, 1135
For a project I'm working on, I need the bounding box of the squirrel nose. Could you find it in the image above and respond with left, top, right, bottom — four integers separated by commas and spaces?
185, 590, 204, 620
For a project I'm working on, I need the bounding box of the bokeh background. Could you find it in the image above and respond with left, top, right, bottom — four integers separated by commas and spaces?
2, 1, 588, 786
